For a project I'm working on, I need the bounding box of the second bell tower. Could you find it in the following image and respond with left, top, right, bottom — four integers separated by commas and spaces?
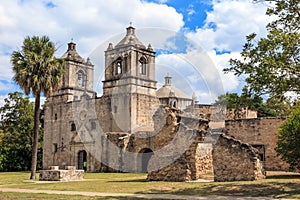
103, 26, 159, 133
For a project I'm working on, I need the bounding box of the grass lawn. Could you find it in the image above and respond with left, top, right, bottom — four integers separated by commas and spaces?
0, 171, 299, 199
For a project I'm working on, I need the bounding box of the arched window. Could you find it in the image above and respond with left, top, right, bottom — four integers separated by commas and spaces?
71, 122, 76, 131
139, 57, 147, 75
117, 62, 122, 74
115, 58, 122, 75
173, 101, 177, 108
78, 70, 84, 87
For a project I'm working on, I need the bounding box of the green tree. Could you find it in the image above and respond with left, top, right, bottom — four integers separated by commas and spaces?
224, 0, 300, 170
214, 90, 277, 117
224, 0, 300, 99
11, 36, 64, 179
0, 92, 39, 171
277, 106, 300, 170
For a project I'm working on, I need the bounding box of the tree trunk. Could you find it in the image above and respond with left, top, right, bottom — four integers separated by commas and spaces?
30, 93, 40, 180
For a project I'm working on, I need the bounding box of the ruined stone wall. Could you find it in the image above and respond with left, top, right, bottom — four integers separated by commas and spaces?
185, 105, 257, 121
212, 134, 266, 182
146, 129, 210, 181
224, 117, 289, 170
195, 143, 213, 176
226, 108, 257, 120
146, 107, 212, 181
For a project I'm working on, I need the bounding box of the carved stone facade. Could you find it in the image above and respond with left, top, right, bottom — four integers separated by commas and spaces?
43, 26, 287, 182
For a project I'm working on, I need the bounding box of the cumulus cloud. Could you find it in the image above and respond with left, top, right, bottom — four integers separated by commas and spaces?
0, 0, 273, 104
155, 49, 227, 103
0, 0, 184, 101
0, 0, 184, 78
180, 0, 273, 99
187, 0, 271, 52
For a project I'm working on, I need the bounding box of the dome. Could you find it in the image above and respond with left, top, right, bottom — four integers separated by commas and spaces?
157, 76, 191, 100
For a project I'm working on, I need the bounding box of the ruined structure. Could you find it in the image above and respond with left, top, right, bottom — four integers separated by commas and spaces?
225, 117, 289, 171
43, 26, 287, 182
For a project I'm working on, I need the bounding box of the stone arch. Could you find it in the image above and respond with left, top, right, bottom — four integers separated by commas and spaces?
77, 70, 85, 87
112, 57, 123, 75
139, 56, 147, 75
138, 148, 154, 172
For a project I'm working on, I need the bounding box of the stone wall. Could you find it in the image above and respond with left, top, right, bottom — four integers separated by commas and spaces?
226, 108, 257, 120
39, 166, 84, 181
224, 117, 289, 170
147, 119, 211, 181
185, 105, 257, 121
212, 134, 266, 182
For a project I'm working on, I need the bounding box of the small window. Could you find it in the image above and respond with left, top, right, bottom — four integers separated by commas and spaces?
91, 121, 96, 130
117, 61, 122, 74
139, 57, 147, 75
54, 113, 57, 121
114, 105, 118, 113
78, 71, 84, 87
71, 123, 76, 131
53, 143, 58, 153
173, 101, 177, 108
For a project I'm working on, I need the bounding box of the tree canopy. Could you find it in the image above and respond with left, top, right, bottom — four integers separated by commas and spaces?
225, 0, 300, 100
277, 106, 300, 170
224, 0, 300, 169
214, 90, 282, 117
0, 92, 43, 171
11, 35, 64, 179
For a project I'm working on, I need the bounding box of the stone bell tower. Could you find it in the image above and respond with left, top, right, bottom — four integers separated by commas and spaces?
59, 42, 95, 101
43, 42, 96, 169
103, 26, 159, 133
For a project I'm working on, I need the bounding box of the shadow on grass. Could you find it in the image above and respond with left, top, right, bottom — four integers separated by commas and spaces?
267, 174, 300, 179
107, 178, 148, 183
96, 197, 164, 200
140, 182, 300, 199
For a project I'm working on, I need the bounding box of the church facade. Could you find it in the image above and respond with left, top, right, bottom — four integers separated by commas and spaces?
43, 26, 289, 176
43, 26, 196, 172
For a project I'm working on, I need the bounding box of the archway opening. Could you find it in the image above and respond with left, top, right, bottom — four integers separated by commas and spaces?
78, 150, 87, 170
139, 148, 154, 173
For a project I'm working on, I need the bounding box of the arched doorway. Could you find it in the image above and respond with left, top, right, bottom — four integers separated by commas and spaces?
78, 150, 87, 170
139, 148, 154, 172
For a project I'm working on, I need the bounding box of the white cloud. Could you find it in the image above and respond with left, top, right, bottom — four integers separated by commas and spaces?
0, 0, 184, 97
155, 49, 228, 103
0, 0, 273, 103
182, 0, 273, 97
187, 0, 271, 52
0, 80, 19, 92
0, 95, 6, 108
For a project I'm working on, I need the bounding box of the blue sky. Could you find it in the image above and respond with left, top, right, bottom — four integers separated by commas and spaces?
0, 0, 272, 105
151, 0, 212, 29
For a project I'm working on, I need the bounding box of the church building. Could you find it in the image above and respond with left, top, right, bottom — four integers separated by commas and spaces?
43, 26, 289, 175
43, 26, 194, 171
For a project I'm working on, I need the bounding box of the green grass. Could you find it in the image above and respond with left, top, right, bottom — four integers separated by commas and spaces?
0, 192, 96, 200
0, 171, 299, 199
0, 192, 158, 200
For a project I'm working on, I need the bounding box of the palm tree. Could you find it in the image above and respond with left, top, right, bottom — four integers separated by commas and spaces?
11, 36, 64, 179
